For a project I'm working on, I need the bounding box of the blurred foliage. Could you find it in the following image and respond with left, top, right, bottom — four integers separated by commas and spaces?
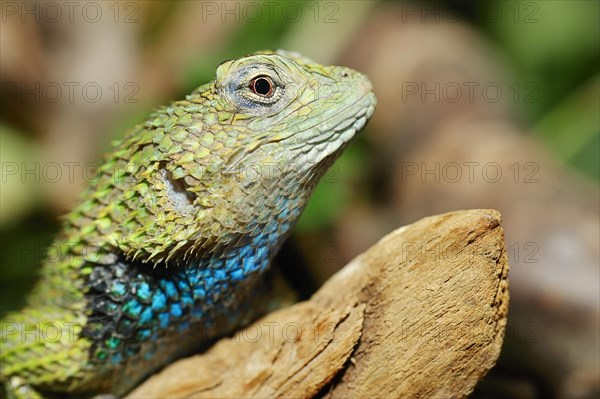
181, 6, 292, 91
535, 75, 599, 179
480, 0, 599, 180
0, 124, 40, 227
0, 214, 57, 314
485, 0, 598, 112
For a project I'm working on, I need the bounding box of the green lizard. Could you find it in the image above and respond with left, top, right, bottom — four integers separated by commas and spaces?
0, 50, 376, 398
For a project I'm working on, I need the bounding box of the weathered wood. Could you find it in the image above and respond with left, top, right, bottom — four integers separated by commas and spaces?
128, 209, 509, 398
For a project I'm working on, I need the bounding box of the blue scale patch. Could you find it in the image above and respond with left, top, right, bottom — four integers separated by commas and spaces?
193, 286, 206, 300
177, 279, 190, 292
152, 291, 167, 311
230, 269, 244, 281
123, 299, 142, 318
213, 269, 226, 281
136, 282, 152, 302
158, 312, 170, 329
170, 303, 182, 318
160, 280, 179, 300
84, 229, 281, 368
225, 257, 238, 273
110, 281, 127, 299
105, 336, 121, 350
137, 328, 151, 340
181, 294, 194, 308
139, 307, 153, 325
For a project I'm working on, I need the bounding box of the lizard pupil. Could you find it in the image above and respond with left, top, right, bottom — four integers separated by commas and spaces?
250, 77, 273, 97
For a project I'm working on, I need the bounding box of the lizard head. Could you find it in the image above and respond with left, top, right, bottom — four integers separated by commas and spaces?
175, 50, 378, 251
208, 50, 377, 178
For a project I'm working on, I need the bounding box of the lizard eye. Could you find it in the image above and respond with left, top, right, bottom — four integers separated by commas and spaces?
249, 76, 274, 97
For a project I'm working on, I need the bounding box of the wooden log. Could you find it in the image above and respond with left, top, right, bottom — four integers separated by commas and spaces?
128, 209, 509, 398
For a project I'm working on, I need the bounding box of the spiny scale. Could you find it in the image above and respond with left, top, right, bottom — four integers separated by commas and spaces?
0, 50, 376, 397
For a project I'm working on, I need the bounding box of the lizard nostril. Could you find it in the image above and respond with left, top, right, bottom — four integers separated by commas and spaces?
342, 72, 349, 78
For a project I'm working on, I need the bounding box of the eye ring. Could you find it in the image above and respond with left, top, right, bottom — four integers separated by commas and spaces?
249, 76, 274, 97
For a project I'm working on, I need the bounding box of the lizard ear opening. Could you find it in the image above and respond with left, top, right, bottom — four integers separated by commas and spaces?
159, 163, 196, 214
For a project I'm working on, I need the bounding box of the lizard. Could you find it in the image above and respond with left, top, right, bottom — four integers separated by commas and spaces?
0, 50, 376, 398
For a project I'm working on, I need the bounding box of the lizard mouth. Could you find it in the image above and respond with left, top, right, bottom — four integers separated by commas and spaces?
289, 91, 376, 165
309, 91, 376, 145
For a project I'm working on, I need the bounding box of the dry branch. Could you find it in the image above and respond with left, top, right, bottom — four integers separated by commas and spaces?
128, 209, 509, 399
